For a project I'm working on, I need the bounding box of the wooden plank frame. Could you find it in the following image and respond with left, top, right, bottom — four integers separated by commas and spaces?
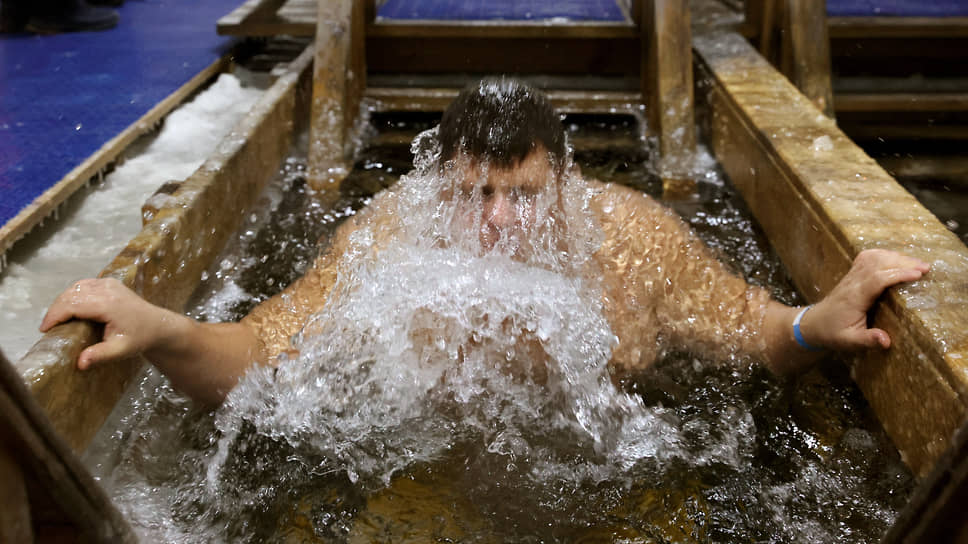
307, 0, 696, 195
217, 0, 303, 36
881, 415, 968, 542
747, 0, 835, 118
307, 0, 366, 194
0, 446, 32, 542
694, 28, 968, 476
781, 0, 834, 117
363, 87, 645, 115
745, 0, 968, 141
642, 0, 697, 191
1, 349, 137, 542
15, 46, 315, 454
828, 16, 968, 39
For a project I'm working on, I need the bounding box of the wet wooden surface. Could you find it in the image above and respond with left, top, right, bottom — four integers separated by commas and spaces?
15, 46, 314, 454
235, 0, 692, 176
882, 418, 968, 543
643, 0, 697, 180
692, 16, 968, 475
827, 16, 968, 39
1, 350, 137, 543
217, 0, 313, 36
782, 0, 834, 117
364, 86, 644, 115
308, 0, 364, 193
0, 445, 32, 543
742, 0, 968, 147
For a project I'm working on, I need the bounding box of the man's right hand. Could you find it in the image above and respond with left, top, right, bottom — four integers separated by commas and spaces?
40, 278, 180, 370
40, 277, 266, 406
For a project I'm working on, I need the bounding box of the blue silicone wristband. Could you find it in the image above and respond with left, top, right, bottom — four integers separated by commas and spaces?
793, 306, 823, 352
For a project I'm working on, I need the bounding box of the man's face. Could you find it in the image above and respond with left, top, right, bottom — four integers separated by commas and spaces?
449, 149, 559, 254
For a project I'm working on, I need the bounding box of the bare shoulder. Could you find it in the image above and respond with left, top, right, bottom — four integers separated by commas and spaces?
239, 189, 404, 350
319, 187, 402, 259
587, 179, 668, 228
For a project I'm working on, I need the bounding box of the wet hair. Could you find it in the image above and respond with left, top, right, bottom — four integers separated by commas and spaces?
439, 78, 566, 171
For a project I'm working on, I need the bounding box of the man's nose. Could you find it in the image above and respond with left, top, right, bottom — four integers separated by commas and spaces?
485, 193, 514, 229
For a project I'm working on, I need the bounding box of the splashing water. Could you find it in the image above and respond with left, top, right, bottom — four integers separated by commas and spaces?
206, 127, 697, 522
86, 116, 912, 543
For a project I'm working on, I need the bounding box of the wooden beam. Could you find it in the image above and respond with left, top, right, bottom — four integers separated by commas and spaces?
629, 0, 642, 25
217, 0, 314, 36
641, 0, 696, 190
757, 0, 775, 57
828, 16, 968, 39
881, 418, 968, 543
694, 28, 968, 477
1, 350, 136, 542
0, 445, 32, 543
835, 93, 968, 113
308, 0, 364, 194
364, 87, 643, 115
837, 123, 968, 141
783, 0, 834, 117
16, 46, 314, 454
878, 155, 968, 184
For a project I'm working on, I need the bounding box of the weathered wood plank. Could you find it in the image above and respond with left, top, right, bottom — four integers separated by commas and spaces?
828, 16, 968, 39
756, 0, 775, 57
216, 0, 262, 28
0, 445, 32, 543
642, 0, 696, 192
308, 0, 364, 193
364, 87, 643, 115
881, 418, 968, 542
0, 55, 231, 262
745, 0, 835, 117
783, 0, 834, 117
694, 29, 968, 476
836, 123, 968, 141
1, 349, 136, 542
835, 92, 968, 113
879, 155, 968, 184
217, 0, 313, 36
16, 46, 314, 454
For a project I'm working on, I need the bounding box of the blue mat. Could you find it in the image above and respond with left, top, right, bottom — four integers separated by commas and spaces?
827, 0, 968, 16
0, 0, 238, 234
377, 0, 625, 21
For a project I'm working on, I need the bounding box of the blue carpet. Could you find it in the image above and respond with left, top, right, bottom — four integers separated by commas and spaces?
828, 0, 968, 16
0, 0, 238, 232
377, 0, 625, 21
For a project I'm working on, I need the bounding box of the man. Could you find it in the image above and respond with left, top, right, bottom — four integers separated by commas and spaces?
41, 79, 929, 406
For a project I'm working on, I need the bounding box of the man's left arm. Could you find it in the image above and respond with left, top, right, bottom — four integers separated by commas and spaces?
760, 249, 929, 374
611, 186, 929, 374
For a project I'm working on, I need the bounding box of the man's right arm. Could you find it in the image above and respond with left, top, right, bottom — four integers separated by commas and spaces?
39, 200, 371, 405
40, 278, 265, 406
